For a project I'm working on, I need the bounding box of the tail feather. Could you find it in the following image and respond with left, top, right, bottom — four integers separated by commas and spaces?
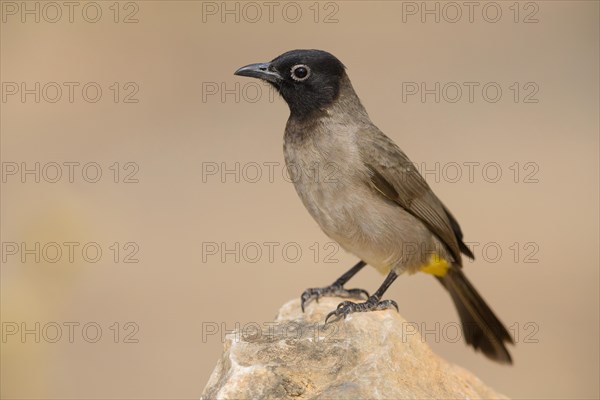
437, 267, 514, 364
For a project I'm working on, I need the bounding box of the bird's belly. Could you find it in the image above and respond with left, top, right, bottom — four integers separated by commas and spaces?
293, 176, 435, 275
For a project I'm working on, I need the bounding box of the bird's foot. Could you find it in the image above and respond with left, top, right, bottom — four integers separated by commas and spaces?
300, 284, 369, 312
324, 296, 399, 323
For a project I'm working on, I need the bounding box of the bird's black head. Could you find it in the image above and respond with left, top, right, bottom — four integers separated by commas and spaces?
234, 49, 346, 120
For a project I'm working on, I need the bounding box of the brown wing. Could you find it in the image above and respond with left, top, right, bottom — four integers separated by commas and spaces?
358, 128, 472, 264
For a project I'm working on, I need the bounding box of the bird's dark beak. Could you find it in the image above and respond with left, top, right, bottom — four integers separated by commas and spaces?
234, 62, 282, 83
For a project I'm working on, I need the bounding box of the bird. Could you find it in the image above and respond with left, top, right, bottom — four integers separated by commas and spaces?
234, 49, 513, 363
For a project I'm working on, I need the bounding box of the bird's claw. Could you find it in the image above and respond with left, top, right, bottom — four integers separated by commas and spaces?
300, 285, 369, 312
324, 298, 399, 324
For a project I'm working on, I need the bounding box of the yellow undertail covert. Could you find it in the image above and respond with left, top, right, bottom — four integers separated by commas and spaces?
420, 254, 450, 277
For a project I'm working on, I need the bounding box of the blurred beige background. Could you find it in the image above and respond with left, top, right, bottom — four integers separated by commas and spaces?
1, 1, 598, 399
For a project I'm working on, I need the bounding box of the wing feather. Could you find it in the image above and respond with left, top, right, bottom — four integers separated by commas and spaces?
359, 129, 472, 264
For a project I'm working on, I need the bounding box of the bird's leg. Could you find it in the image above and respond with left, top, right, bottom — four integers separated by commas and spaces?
301, 260, 369, 312
325, 270, 399, 323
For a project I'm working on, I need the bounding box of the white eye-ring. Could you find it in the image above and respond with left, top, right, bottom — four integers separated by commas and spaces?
290, 64, 311, 82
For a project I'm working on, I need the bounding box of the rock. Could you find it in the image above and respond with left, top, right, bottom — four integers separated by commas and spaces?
201, 297, 507, 400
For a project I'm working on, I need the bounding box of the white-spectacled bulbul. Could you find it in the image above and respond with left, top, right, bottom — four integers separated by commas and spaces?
234, 49, 513, 364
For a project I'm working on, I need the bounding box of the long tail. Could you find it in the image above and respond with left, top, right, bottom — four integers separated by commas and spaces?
437, 267, 514, 364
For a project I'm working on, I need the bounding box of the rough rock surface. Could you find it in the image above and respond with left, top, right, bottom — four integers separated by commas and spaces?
201, 297, 507, 399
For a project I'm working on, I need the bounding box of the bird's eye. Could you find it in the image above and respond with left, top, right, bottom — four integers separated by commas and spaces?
290, 65, 310, 82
